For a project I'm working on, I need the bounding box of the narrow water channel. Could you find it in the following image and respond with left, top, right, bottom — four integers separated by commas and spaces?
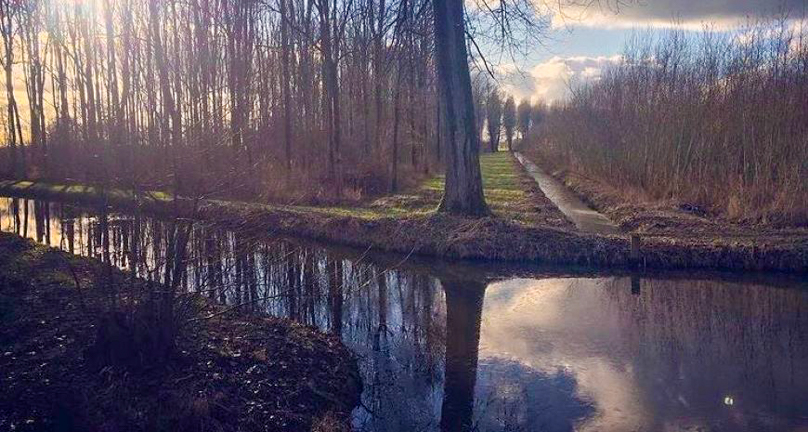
1, 196, 807, 432
513, 153, 620, 235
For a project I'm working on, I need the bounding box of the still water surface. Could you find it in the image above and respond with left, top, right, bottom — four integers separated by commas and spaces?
1, 197, 807, 432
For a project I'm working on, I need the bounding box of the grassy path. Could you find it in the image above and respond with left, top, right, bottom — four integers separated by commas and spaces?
316, 152, 572, 227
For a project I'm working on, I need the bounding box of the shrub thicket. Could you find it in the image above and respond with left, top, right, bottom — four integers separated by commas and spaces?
531, 19, 808, 224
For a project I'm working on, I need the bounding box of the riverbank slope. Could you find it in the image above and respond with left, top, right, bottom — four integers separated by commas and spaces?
1, 153, 806, 273
0, 232, 361, 432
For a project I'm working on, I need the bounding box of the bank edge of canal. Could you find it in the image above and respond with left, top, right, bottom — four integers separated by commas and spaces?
1, 165, 806, 273
0, 232, 361, 432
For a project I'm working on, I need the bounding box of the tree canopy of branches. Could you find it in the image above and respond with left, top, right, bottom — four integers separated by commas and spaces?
0, 0, 447, 203
0, 0, 554, 214
502, 95, 515, 151
485, 89, 502, 152
516, 99, 532, 140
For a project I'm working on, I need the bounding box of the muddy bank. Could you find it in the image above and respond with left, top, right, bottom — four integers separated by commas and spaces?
1, 179, 806, 273
0, 233, 361, 432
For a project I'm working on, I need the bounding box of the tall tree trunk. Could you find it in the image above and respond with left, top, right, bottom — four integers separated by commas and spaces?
2, 8, 21, 177
280, 0, 294, 170
318, 0, 342, 195
81, 3, 98, 147
390, 74, 401, 192
432, 0, 488, 215
372, 0, 386, 152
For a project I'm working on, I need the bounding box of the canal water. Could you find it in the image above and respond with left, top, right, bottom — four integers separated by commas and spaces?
1, 196, 807, 432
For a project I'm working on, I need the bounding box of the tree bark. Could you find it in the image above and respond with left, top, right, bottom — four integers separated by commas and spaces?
2, 7, 20, 177
390, 73, 401, 192
280, 0, 294, 169
432, 0, 488, 215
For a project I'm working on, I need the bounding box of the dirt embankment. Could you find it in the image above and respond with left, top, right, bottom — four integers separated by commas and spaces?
519, 151, 808, 273
0, 233, 361, 432
1, 179, 807, 273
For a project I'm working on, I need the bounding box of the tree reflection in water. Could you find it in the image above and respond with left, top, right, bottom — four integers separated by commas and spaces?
2, 197, 808, 432
440, 279, 486, 432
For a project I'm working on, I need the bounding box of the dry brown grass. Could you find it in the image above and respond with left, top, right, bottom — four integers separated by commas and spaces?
530, 19, 808, 226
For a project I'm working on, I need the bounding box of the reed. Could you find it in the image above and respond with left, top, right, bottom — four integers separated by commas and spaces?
531, 18, 808, 225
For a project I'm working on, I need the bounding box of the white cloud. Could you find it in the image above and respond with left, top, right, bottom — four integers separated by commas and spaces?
490, 1, 806, 103
552, 0, 804, 30
498, 55, 621, 104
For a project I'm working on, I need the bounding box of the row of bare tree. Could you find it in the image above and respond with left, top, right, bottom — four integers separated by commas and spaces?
0, 0, 554, 215
471, 74, 544, 152
0, 0, 443, 205
2, 0, 451, 202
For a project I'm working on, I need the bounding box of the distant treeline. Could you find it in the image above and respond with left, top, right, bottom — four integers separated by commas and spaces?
530, 19, 808, 224
0, 0, 448, 202
471, 74, 544, 153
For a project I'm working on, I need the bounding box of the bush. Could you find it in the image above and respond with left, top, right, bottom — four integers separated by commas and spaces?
84, 218, 199, 371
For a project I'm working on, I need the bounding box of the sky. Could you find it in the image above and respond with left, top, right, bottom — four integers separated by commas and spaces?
492, 0, 807, 104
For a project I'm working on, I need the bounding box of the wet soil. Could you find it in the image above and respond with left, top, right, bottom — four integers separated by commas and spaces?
0, 233, 361, 432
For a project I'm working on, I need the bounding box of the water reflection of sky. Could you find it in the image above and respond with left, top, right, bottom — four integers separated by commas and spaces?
3, 197, 808, 432
479, 278, 643, 431
477, 278, 808, 432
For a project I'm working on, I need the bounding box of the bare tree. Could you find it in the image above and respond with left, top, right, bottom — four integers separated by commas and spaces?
502, 95, 516, 151
485, 89, 502, 152
516, 99, 532, 142
1, 0, 24, 177
432, 0, 488, 215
